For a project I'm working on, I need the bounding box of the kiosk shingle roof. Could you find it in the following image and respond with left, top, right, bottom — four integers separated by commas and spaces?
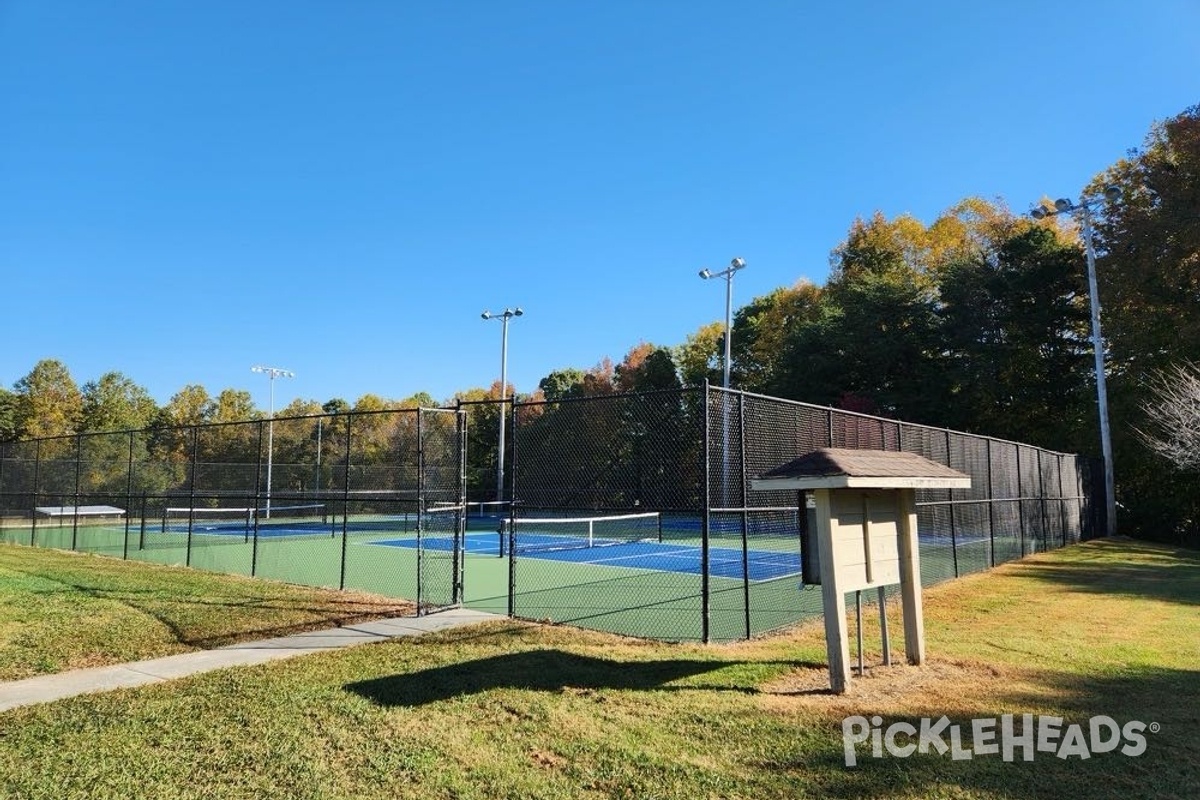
750, 448, 971, 491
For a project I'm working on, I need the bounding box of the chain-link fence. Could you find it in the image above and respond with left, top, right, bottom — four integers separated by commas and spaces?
0, 386, 1098, 640
0, 408, 466, 614
495, 385, 1099, 642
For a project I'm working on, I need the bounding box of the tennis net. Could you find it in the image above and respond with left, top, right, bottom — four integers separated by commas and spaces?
162, 503, 328, 535
499, 511, 662, 556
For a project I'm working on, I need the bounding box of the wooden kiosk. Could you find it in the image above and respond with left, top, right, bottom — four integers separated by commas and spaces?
750, 449, 970, 693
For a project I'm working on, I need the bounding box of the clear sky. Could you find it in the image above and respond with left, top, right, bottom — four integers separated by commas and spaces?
2, 1, 1196, 413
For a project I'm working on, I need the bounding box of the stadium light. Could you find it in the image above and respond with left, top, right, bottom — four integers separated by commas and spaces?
698, 257, 747, 390
482, 308, 522, 502
699, 257, 746, 508
251, 365, 295, 519
1029, 186, 1122, 537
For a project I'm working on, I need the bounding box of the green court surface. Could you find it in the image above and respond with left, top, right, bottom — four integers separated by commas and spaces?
1, 519, 1035, 643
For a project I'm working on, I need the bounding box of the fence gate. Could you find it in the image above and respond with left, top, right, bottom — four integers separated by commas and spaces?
416, 407, 466, 612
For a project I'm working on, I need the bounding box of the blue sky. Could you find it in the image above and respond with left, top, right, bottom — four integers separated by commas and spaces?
2, 1, 1196, 412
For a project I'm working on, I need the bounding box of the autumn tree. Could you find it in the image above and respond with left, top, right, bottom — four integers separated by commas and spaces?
1095, 105, 1200, 377
0, 388, 20, 442
80, 372, 159, 433
729, 281, 823, 395
938, 224, 1094, 450
1092, 105, 1200, 543
675, 321, 725, 387
163, 384, 215, 427
614, 343, 681, 393
13, 359, 83, 439
538, 368, 587, 402
769, 217, 945, 422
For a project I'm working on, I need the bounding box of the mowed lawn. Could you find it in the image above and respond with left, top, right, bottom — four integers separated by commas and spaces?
1, 538, 1197, 800
0, 543, 413, 680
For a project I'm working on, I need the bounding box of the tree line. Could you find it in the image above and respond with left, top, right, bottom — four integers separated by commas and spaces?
3, 106, 1197, 543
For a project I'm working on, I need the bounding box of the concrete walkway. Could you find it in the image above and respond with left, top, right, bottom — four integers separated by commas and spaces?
0, 607, 503, 713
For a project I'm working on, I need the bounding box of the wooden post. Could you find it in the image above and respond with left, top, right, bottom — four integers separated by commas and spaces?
897, 488, 925, 665
815, 489, 850, 693
878, 586, 891, 666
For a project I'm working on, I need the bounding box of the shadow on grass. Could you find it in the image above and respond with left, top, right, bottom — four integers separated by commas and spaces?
1017, 538, 1200, 606
346, 649, 822, 707
763, 663, 1200, 800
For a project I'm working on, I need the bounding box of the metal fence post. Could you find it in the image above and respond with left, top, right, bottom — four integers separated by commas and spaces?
123, 431, 135, 561
30, 439, 42, 547
415, 410, 425, 614
739, 392, 751, 640
702, 383, 712, 643
186, 427, 198, 567
507, 400, 520, 619
71, 435, 82, 551
1057, 454, 1068, 547
1016, 446, 1026, 557
339, 413, 352, 591
454, 403, 466, 605
1037, 450, 1048, 552
946, 429, 959, 577
986, 438, 996, 568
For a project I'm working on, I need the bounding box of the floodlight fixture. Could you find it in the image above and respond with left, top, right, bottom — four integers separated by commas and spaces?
482, 307, 523, 501
250, 364, 295, 518
1027, 186, 1124, 537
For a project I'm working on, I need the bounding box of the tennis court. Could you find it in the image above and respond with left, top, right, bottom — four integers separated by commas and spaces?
371, 532, 802, 582
158, 503, 433, 540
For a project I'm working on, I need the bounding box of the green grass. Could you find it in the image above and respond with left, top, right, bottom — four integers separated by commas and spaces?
0, 542, 413, 680
1, 538, 1197, 799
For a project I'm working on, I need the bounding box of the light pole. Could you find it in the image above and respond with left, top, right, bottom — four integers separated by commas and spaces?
482, 308, 522, 502
251, 365, 295, 518
699, 257, 746, 506
1031, 186, 1122, 537
699, 257, 747, 390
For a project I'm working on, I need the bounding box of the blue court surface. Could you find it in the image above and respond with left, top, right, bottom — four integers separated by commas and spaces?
370, 533, 803, 582
367, 527, 993, 583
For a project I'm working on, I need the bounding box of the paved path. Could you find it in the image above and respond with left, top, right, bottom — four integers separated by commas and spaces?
0, 608, 503, 713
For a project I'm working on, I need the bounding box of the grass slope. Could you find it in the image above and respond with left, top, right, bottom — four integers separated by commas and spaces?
0, 538, 1196, 799
0, 543, 412, 680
